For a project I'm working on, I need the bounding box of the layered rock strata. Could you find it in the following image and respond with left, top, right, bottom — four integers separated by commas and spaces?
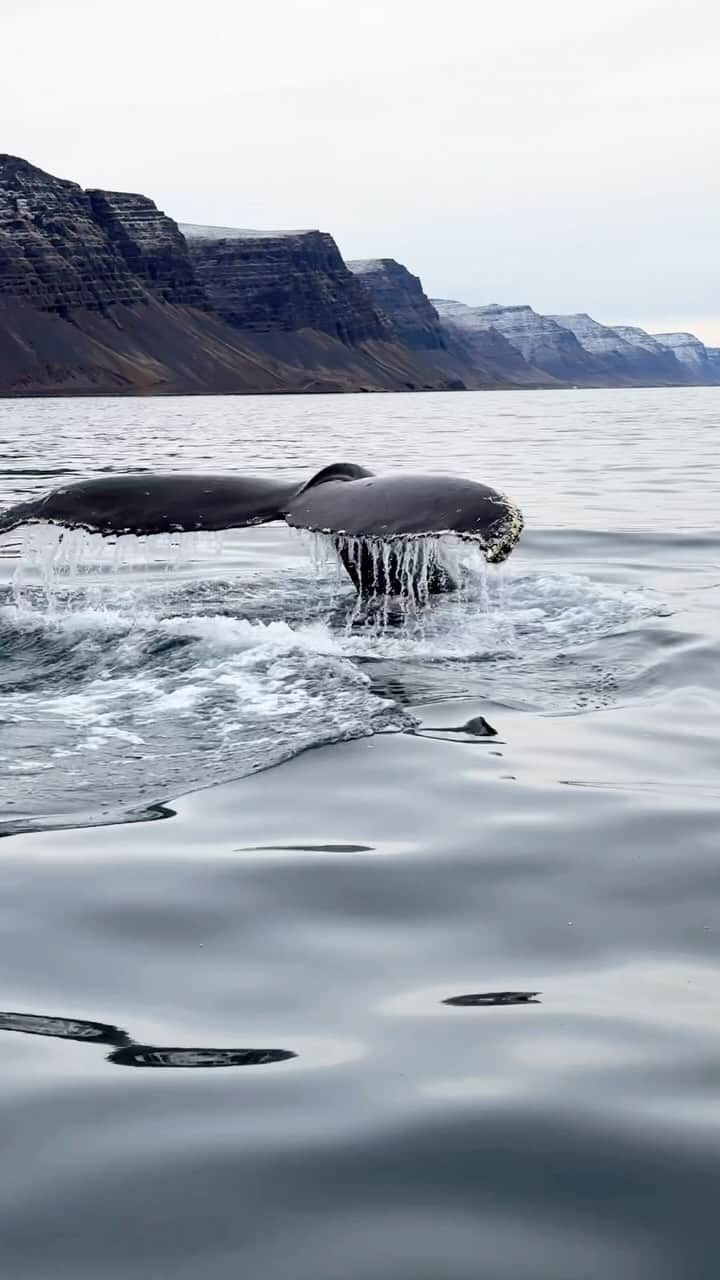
438, 317, 558, 388
0, 155, 293, 393
347, 258, 448, 351
2, 152, 718, 396
88, 190, 207, 307
182, 225, 391, 344
345, 260, 552, 387
0, 157, 454, 395
431, 300, 559, 386
180, 223, 456, 390
0, 155, 144, 313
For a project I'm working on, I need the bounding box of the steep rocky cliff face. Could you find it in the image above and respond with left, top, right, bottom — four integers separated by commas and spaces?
0, 155, 303, 394
88, 190, 207, 307
0, 156, 453, 395
550, 314, 690, 385
609, 326, 698, 384
347, 259, 554, 388
611, 324, 666, 352
444, 318, 557, 387
182, 225, 391, 343
346, 258, 447, 351
432, 300, 560, 387
0, 154, 145, 312
343, 263, 557, 387
2, 152, 718, 397
652, 332, 720, 382
346, 257, 522, 387
180, 223, 457, 390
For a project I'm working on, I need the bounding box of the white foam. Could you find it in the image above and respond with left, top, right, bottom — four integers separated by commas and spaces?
0, 521, 659, 829
0, 590, 397, 827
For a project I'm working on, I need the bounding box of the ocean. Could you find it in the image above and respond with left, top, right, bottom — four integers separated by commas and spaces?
0, 387, 719, 1279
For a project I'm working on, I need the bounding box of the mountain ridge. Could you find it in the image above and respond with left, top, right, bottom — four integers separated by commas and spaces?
1, 154, 717, 396
0, 156, 457, 396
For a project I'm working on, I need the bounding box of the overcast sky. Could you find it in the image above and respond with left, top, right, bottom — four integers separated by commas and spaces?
5, 0, 720, 341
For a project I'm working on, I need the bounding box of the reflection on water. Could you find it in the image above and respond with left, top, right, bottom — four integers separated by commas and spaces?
443, 992, 542, 1007
236, 842, 376, 853
0, 1010, 296, 1069
0, 1011, 131, 1046
109, 1046, 296, 1068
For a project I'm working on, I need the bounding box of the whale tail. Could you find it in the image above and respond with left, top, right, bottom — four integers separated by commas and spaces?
0, 462, 523, 596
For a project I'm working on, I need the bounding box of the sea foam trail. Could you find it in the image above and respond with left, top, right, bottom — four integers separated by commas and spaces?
0, 605, 406, 834
0, 523, 659, 834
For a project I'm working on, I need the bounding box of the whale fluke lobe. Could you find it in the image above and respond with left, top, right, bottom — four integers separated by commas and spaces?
0, 462, 523, 596
0, 463, 371, 538
284, 471, 523, 595
0, 472, 302, 538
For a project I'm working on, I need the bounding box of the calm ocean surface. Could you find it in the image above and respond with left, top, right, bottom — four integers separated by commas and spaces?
0, 388, 719, 1278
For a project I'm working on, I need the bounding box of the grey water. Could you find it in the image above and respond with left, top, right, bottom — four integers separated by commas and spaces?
0, 388, 719, 1279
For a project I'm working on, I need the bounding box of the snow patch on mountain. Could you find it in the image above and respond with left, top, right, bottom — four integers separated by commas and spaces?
549, 313, 637, 357
432, 301, 598, 377
652, 332, 709, 368
180, 223, 311, 241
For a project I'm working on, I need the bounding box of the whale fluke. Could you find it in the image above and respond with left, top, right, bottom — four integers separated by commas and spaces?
0, 462, 523, 595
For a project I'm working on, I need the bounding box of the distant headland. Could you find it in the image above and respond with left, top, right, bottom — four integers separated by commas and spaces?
1, 154, 717, 397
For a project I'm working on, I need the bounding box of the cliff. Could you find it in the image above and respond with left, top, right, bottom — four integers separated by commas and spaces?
706, 347, 720, 380
183, 225, 389, 342
344, 258, 556, 387
432, 302, 712, 387
0, 157, 454, 396
347, 258, 447, 351
0, 155, 296, 393
1, 152, 718, 397
181, 224, 456, 390
432, 300, 560, 387
0, 155, 145, 312
652, 332, 720, 383
87, 190, 207, 307
435, 302, 614, 385
609, 326, 708, 384
550, 314, 691, 385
